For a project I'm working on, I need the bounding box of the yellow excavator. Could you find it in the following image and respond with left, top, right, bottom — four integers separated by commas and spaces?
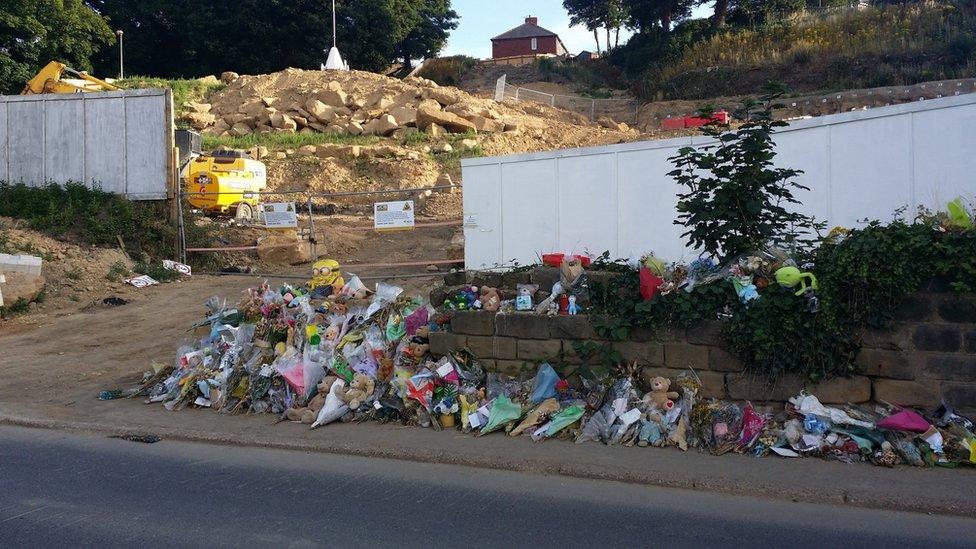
21, 61, 119, 95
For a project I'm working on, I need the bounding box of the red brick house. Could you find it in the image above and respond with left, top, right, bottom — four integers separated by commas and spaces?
491, 17, 568, 59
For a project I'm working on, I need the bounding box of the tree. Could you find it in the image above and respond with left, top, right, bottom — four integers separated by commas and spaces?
396, 0, 459, 68
564, 0, 629, 52
668, 84, 817, 261
0, 0, 115, 94
625, 0, 694, 32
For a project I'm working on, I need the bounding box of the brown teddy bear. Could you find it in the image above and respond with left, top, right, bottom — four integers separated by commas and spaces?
286, 376, 338, 424
479, 286, 501, 312
339, 373, 375, 409
642, 376, 679, 412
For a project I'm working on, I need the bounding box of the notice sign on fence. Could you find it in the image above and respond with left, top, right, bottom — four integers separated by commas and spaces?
262, 202, 298, 228
374, 200, 415, 231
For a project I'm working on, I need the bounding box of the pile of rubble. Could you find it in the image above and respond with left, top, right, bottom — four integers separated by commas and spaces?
183, 68, 535, 138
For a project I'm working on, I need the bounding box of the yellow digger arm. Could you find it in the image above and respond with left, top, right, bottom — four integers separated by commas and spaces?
21, 61, 120, 95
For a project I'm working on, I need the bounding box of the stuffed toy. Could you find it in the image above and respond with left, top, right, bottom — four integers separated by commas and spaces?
285, 376, 338, 424
339, 373, 375, 409
479, 286, 501, 313
309, 259, 344, 297
403, 333, 430, 362
775, 266, 819, 296
377, 357, 394, 380
515, 284, 537, 311
642, 376, 679, 412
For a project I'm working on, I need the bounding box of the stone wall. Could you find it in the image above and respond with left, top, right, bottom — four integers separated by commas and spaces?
429, 284, 976, 414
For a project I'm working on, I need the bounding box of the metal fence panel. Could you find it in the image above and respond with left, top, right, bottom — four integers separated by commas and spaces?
0, 89, 173, 200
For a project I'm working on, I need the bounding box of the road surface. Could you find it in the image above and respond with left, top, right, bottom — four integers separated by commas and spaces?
0, 425, 972, 548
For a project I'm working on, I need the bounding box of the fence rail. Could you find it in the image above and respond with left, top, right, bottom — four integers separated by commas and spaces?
494, 74, 640, 124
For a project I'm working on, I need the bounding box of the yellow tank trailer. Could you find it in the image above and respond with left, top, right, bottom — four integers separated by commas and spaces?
185, 150, 267, 219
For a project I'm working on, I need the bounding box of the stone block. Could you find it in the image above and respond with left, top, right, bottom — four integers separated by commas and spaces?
442, 271, 466, 285
686, 321, 725, 346
429, 332, 466, 357
517, 339, 562, 360
450, 311, 496, 336
854, 348, 916, 380
551, 315, 600, 340
726, 373, 803, 402
529, 267, 559, 290
893, 294, 933, 321
496, 313, 550, 339
465, 336, 518, 360
922, 276, 956, 293
937, 296, 976, 323
860, 324, 910, 351
500, 271, 532, 286
874, 379, 941, 408
919, 354, 976, 382
630, 326, 684, 343
494, 359, 532, 377
664, 342, 709, 369
941, 382, 976, 414
807, 376, 872, 404
912, 325, 961, 352
641, 367, 726, 399
428, 286, 449, 308
708, 348, 744, 372
613, 341, 664, 365
966, 328, 976, 353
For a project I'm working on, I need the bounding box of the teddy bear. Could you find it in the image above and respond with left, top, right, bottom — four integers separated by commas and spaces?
285, 376, 338, 424
479, 286, 501, 313
642, 376, 680, 412
339, 373, 375, 409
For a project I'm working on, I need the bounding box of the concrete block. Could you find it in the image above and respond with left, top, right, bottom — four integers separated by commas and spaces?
807, 376, 872, 404
893, 294, 934, 321
912, 325, 961, 352
860, 324, 910, 351
937, 296, 976, 323
494, 359, 532, 377
450, 311, 497, 336
529, 267, 559, 289
496, 313, 550, 339
941, 382, 976, 414
664, 342, 709, 369
966, 328, 976, 353
630, 326, 684, 343
726, 373, 803, 402
642, 366, 726, 399
465, 336, 518, 360
686, 321, 725, 346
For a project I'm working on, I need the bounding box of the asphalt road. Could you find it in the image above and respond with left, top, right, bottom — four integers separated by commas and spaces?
1, 426, 973, 548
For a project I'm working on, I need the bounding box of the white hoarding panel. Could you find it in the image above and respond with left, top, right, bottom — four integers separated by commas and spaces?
463, 94, 976, 268
7, 101, 44, 184
45, 97, 85, 184
85, 96, 126, 194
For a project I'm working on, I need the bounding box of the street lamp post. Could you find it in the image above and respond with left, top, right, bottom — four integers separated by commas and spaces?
116, 30, 124, 79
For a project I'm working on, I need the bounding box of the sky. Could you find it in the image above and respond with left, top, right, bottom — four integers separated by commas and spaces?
442, 0, 712, 59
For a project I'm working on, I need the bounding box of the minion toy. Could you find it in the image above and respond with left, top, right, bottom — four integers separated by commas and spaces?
309, 259, 345, 298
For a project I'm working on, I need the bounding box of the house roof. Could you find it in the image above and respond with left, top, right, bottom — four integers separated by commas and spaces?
491, 22, 559, 41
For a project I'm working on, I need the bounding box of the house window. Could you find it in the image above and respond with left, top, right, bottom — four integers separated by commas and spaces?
531, 37, 538, 51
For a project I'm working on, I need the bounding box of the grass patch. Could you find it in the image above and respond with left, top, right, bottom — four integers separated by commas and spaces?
133, 261, 181, 283
0, 297, 30, 319
416, 56, 478, 87
432, 140, 484, 171
66, 267, 83, 280
0, 182, 216, 268
106, 261, 129, 282
202, 132, 379, 151
117, 76, 224, 110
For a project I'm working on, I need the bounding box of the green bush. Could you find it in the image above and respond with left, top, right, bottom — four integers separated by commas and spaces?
0, 182, 215, 266
415, 56, 478, 87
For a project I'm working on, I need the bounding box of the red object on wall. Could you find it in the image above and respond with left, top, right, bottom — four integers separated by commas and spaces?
639, 268, 664, 301
661, 111, 730, 130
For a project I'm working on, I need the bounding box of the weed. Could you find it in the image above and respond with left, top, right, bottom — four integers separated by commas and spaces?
106, 261, 129, 282
117, 76, 224, 110
133, 261, 180, 283
66, 267, 83, 280
0, 297, 30, 318
202, 132, 378, 151
415, 56, 478, 87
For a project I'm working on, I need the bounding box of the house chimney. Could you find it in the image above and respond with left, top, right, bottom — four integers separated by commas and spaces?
525, 16, 538, 25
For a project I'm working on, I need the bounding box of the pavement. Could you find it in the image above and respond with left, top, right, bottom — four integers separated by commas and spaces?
1, 425, 974, 548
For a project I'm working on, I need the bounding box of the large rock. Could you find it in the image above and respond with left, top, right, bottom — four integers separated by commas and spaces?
373, 114, 400, 136
296, 145, 317, 156
418, 98, 442, 112
240, 98, 267, 118
256, 231, 310, 265
229, 122, 253, 136
0, 272, 45, 306
270, 113, 297, 131
314, 82, 348, 108
220, 71, 240, 83
223, 113, 248, 125
416, 107, 476, 134
423, 87, 462, 106
426, 123, 446, 138
388, 106, 417, 126
305, 99, 337, 123
315, 144, 361, 159
182, 111, 216, 130
465, 114, 504, 133
183, 101, 212, 114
